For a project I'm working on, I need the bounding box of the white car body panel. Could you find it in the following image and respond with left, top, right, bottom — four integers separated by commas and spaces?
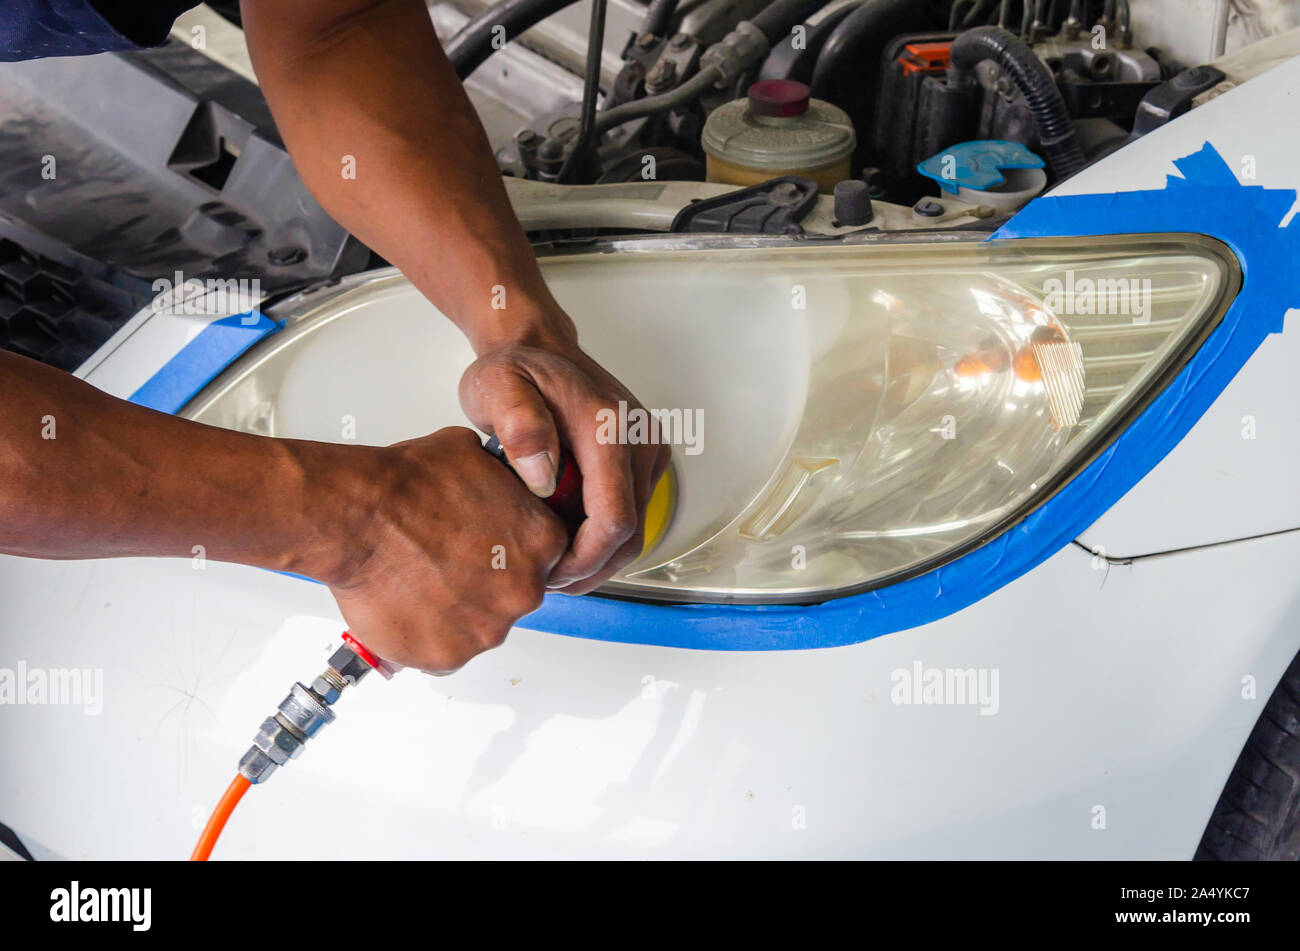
1076, 316, 1300, 558
74, 305, 247, 399
1, 521, 1297, 859
1064, 51, 1300, 557
3, 33, 1300, 860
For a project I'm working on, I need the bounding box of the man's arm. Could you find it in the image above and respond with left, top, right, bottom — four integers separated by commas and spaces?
239, 0, 669, 594
0, 350, 567, 673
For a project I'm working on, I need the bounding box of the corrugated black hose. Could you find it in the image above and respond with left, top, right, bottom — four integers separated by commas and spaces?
947, 25, 1086, 181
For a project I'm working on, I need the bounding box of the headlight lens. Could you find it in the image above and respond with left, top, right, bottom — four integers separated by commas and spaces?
186, 234, 1238, 604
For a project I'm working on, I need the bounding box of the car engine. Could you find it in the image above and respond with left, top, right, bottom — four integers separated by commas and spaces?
0, 0, 1296, 370
427, 0, 1294, 236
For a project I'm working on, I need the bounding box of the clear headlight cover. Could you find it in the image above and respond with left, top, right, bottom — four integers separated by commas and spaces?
186, 235, 1238, 605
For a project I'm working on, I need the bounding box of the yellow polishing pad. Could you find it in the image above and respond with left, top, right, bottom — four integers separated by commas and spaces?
641, 463, 678, 558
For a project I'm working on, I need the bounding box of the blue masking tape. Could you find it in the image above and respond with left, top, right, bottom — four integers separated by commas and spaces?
520, 142, 1300, 650
129, 311, 281, 413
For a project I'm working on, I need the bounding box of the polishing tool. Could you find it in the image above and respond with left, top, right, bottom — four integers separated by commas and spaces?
483, 433, 677, 560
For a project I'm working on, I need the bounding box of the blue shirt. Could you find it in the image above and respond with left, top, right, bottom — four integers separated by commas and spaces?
1, 0, 199, 61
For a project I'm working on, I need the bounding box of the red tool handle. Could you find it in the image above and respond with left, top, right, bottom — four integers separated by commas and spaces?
341, 630, 393, 678
482, 434, 585, 533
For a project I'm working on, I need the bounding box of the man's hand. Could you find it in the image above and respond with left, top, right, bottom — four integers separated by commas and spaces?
324, 427, 568, 673
0, 352, 567, 676
242, 0, 667, 596
459, 314, 671, 595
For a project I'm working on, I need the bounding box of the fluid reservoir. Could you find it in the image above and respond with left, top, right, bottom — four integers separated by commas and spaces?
916, 140, 1047, 213
702, 80, 855, 194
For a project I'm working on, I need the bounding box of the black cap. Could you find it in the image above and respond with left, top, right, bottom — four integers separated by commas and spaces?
833, 179, 874, 226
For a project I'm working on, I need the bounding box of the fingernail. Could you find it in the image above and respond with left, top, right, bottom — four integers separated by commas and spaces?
515, 451, 557, 497
546, 577, 575, 590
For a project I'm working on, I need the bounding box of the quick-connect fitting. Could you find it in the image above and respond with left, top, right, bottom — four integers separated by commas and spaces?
237, 641, 376, 784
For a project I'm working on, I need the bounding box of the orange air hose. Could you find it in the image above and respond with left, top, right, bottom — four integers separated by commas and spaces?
190, 774, 251, 861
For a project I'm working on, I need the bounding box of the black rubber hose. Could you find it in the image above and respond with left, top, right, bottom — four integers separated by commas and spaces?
445, 0, 586, 79
640, 0, 680, 38
749, 0, 834, 43
948, 25, 1086, 180
758, 0, 864, 83
809, 0, 935, 102
591, 66, 722, 135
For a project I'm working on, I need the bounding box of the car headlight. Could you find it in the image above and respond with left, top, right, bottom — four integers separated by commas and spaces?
185, 233, 1238, 604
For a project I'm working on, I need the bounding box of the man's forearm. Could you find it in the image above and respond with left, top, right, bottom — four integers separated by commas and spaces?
240, 0, 571, 353
239, 0, 663, 591
0, 351, 374, 580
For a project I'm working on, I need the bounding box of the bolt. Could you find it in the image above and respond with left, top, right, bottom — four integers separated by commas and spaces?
914, 198, 944, 218
645, 59, 677, 92
669, 33, 690, 51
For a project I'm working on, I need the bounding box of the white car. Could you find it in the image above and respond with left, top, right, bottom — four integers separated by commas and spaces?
1, 0, 1299, 860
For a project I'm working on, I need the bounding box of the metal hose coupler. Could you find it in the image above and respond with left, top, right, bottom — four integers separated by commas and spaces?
237, 634, 388, 784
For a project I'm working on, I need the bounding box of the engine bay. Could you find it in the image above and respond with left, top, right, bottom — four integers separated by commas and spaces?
431, 0, 1295, 235
0, 0, 1296, 370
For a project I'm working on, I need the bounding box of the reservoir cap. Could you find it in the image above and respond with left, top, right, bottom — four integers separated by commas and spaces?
703, 84, 855, 173
747, 80, 810, 117
916, 140, 1044, 194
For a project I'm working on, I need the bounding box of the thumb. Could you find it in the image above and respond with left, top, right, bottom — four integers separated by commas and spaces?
461, 363, 561, 497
